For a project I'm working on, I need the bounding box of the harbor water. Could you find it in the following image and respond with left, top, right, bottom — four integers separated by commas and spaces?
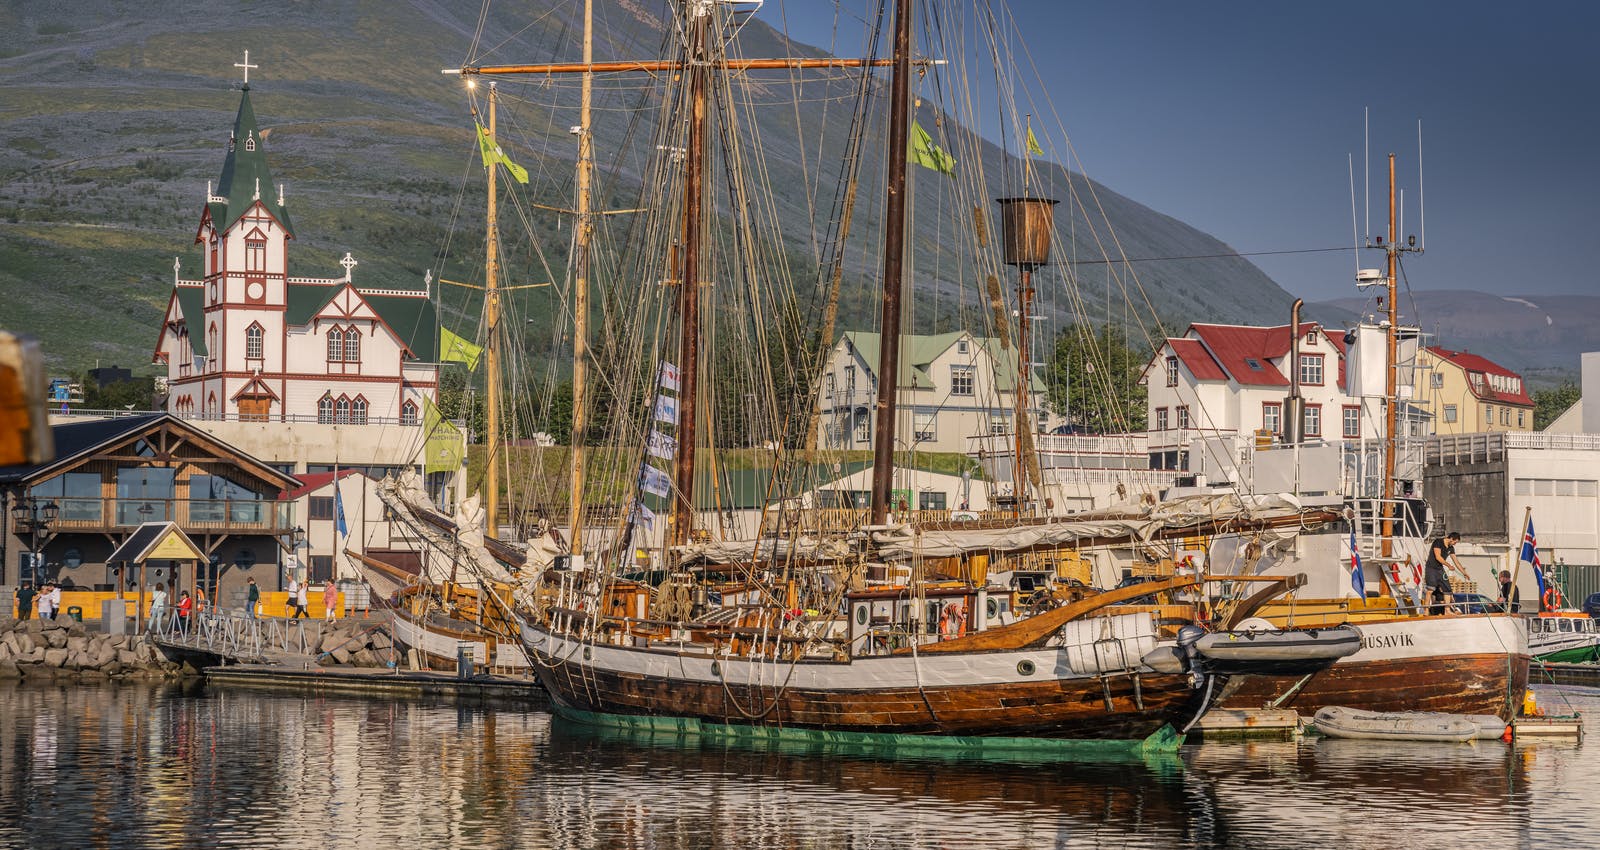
0, 680, 1592, 849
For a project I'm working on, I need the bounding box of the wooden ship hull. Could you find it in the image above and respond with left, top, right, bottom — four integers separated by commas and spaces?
520, 622, 1211, 740
1221, 614, 1529, 718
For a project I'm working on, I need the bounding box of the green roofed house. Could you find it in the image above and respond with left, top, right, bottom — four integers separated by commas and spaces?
152, 73, 439, 430
816, 331, 1050, 456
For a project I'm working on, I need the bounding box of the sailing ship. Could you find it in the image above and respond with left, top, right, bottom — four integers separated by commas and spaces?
423, 0, 1359, 747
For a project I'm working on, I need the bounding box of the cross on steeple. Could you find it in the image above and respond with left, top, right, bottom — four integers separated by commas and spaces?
234, 50, 259, 85
340, 252, 358, 281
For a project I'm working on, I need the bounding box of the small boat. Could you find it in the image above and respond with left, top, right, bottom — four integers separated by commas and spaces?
1312, 706, 1478, 742
1526, 613, 1600, 663
1193, 621, 1362, 676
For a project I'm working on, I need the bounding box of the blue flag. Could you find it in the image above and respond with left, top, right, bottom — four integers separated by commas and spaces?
1348, 526, 1364, 598
335, 480, 348, 538
1521, 515, 1547, 604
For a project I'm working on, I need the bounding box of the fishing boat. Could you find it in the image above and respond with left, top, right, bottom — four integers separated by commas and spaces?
1526, 612, 1600, 663
427, 0, 1358, 748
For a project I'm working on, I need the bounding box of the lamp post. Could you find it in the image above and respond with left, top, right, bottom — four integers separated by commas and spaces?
11, 496, 60, 586
283, 526, 306, 592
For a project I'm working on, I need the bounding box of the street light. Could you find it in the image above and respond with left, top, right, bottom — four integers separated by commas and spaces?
10, 496, 60, 585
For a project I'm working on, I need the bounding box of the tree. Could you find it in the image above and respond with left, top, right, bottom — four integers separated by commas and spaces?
1532, 382, 1581, 431
1043, 323, 1149, 434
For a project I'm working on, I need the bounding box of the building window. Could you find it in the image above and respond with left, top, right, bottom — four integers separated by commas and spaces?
919, 491, 947, 511
335, 396, 351, 424
1155, 407, 1169, 431
1502, 407, 1510, 425
1165, 357, 1179, 387
308, 496, 335, 520
343, 327, 360, 363
1485, 405, 1494, 424
1518, 409, 1526, 428
989, 416, 1009, 436
951, 365, 974, 396
1304, 329, 1317, 346
308, 555, 334, 584
318, 394, 335, 424
400, 401, 419, 426
245, 323, 264, 359
854, 413, 871, 443
957, 339, 969, 354
1176, 405, 1190, 429
825, 373, 836, 399
1298, 354, 1325, 386
913, 411, 936, 442
1342, 405, 1360, 438
327, 327, 344, 362
351, 396, 368, 425
1266, 400, 1283, 433
245, 136, 256, 152
1431, 372, 1444, 388
844, 365, 856, 399
1444, 404, 1457, 423
246, 238, 266, 272
1304, 404, 1322, 437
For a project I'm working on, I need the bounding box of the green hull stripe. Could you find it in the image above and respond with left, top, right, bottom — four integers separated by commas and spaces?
549, 704, 1185, 761
1535, 646, 1600, 664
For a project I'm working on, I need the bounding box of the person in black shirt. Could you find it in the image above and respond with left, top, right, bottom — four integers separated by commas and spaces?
1425, 531, 1462, 615
1497, 569, 1521, 613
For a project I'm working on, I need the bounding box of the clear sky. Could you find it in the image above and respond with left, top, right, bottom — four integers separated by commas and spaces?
773, 1, 1599, 302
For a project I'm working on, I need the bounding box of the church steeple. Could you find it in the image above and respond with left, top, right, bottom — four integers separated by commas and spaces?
210, 78, 294, 237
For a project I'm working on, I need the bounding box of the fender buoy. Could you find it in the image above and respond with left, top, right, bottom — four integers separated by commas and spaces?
1544, 587, 1563, 611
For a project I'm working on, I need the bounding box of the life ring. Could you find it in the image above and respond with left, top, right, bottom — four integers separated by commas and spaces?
1544, 587, 1563, 611
938, 602, 966, 640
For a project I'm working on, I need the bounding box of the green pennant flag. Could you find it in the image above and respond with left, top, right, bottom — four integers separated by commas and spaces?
422, 396, 465, 474
909, 121, 956, 176
440, 326, 483, 370
1026, 126, 1044, 157
475, 122, 529, 184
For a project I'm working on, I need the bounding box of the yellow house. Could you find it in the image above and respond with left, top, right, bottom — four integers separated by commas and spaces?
1419, 346, 1534, 435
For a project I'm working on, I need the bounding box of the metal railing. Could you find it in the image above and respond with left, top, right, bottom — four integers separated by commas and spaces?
148, 610, 312, 662
46, 497, 294, 534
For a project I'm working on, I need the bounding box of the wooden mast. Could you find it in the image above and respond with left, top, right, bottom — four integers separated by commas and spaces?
869, 0, 913, 525
671, 6, 709, 547
569, 0, 594, 554
1380, 153, 1397, 556
484, 85, 503, 538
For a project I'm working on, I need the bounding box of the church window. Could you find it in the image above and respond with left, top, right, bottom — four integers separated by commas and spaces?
318, 395, 335, 424
351, 396, 369, 425
207, 393, 218, 418
335, 395, 351, 424
246, 237, 266, 273
343, 327, 361, 363
327, 327, 345, 362
245, 323, 264, 359
400, 401, 419, 427
208, 324, 218, 370
245, 136, 256, 152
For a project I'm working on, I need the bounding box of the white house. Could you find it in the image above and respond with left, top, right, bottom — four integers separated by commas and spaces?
815, 331, 1048, 455
280, 470, 425, 585
1141, 321, 1388, 471
152, 79, 441, 429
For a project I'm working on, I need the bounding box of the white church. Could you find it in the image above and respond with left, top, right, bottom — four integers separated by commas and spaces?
153, 68, 441, 426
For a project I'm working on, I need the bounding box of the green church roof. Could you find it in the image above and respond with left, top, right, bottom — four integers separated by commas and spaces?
211, 86, 294, 238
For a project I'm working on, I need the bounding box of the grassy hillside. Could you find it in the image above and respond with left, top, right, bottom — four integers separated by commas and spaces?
0, 0, 1300, 378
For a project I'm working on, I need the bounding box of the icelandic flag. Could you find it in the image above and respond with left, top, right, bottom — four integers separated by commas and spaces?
1348, 526, 1364, 598
1521, 514, 1547, 602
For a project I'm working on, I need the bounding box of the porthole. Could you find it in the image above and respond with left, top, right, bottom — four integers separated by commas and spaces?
855, 605, 868, 626
1017, 659, 1036, 676
986, 598, 998, 618
710, 661, 721, 677
582, 647, 592, 661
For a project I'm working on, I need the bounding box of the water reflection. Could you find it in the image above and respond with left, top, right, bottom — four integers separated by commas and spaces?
0, 682, 1590, 849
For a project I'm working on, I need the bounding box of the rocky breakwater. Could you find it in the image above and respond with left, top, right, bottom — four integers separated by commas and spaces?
0, 617, 177, 680
313, 619, 398, 668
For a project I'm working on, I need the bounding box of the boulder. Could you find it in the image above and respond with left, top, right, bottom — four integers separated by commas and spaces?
65, 635, 89, 655
0, 659, 19, 679
93, 643, 117, 668
369, 630, 393, 651
42, 648, 69, 667
43, 629, 68, 649
329, 646, 352, 664
352, 648, 379, 667
340, 635, 368, 655
117, 650, 141, 666
11, 633, 35, 654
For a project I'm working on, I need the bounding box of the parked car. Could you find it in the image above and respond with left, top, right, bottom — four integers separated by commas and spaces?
1449, 593, 1501, 614
1582, 592, 1600, 618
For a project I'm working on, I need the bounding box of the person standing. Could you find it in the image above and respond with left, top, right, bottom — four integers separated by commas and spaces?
322, 579, 338, 620
246, 578, 261, 618
150, 584, 169, 631
15, 582, 35, 620
1497, 569, 1521, 613
293, 579, 309, 619
36, 583, 56, 621
1425, 531, 1462, 615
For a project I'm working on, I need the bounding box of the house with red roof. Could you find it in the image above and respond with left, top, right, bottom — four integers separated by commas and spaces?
1418, 347, 1534, 435
1141, 322, 1375, 470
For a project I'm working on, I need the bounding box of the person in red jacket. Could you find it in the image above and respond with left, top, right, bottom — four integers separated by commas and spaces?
176, 591, 193, 633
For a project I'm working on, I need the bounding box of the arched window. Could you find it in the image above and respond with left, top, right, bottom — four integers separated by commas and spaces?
207, 393, 218, 418
400, 401, 419, 427
245, 233, 266, 272
245, 323, 264, 359
343, 327, 360, 363
245, 136, 256, 152
351, 396, 368, 425
208, 323, 218, 368
327, 327, 344, 362
335, 395, 351, 424
318, 394, 335, 424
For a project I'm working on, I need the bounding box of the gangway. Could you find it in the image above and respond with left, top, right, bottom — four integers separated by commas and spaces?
148, 610, 317, 665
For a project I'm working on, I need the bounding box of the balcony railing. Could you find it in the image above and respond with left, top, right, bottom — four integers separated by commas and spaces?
48, 497, 295, 534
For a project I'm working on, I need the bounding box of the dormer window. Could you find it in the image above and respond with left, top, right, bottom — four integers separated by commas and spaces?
245, 135, 256, 152
1245, 358, 1263, 371
957, 339, 969, 354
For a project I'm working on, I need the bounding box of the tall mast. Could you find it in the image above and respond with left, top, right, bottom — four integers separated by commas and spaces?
1380, 153, 1398, 556
671, 4, 709, 547
869, 0, 913, 525
484, 85, 503, 537
569, 0, 594, 554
